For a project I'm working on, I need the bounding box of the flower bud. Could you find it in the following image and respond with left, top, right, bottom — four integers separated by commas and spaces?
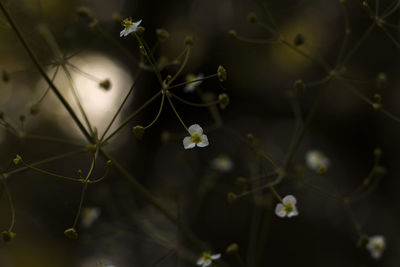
133, 125, 145, 140
218, 93, 230, 109
217, 65, 227, 82
99, 79, 111, 91
156, 28, 170, 42
376, 72, 388, 89
372, 94, 382, 110
226, 243, 239, 254
184, 35, 194, 46
136, 26, 145, 35
228, 29, 237, 37
64, 228, 78, 239
247, 12, 257, 23
13, 155, 22, 165
293, 33, 305, 46
227, 192, 237, 203
2, 70, 10, 83
76, 6, 91, 18
2, 231, 16, 242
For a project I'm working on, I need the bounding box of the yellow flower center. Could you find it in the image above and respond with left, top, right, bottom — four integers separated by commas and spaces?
191, 133, 202, 144
122, 18, 134, 29
284, 203, 293, 213
202, 252, 212, 261
373, 242, 382, 251
186, 74, 196, 82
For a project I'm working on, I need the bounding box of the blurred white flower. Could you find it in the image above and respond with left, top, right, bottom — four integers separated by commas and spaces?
211, 154, 233, 172
196, 252, 221, 267
275, 195, 299, 218
120, 18, 142, 37
184, 73, 204, 92
366, 235, 385, 260
183, 124, 209, 149
81, 207, 101, 228
305, 150, 330, 173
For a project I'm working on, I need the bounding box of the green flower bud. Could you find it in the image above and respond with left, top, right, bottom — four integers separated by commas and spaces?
2, 231, 16, 242
99, 79, 111, 91
133, 125, 145, 140
86, 144, 97, 152
293, 33, 305, 46
2, 70, 10, 83
228, 29, 237, 38
226, 243, 239, 254
76, 6, 91, 18
30, 103, 40, 115
217, 65, 227, 82
13, 155, 22, 165
357, 234, 369, 248
247, 12, 257, 23
64, 228, 78, 239
184, 35, 194, 46
376, 72, 388, 89
106, 160, 112, 167
156, 28, 170, 42
218, 93, 230, 109
227, 192, 237, 203
136, 26, 145, 35
372, 94, 382, 110
294, 79, 305, 92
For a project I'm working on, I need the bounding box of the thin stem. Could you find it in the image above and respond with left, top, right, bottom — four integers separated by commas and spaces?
335, 4, 351, 68
169, 92, 220, 107
144, 93, 165, 130
167, 47, 191, 87
103, 90, 162, 142
61, 64, 94, 136
382, 0, 400, 19
379, 25, 400, 48
166, 93, 189, 132
66, 62, 102, 83
100, 70, 142, 141
233, 35, 280, 45
341, 23, 376, 67
0, 3, 92, 141
1, 178, 15, 231
168, 73, 218, 91
5, 149, 87, 178
25, 134, 84, 147
37, 65, 60, 104
72, 183, 88, 228
18, 157, 83, 183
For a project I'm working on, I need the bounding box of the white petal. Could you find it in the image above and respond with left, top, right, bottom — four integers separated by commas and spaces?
197, 134, 209, 147
184, 84, 195, 93
188, 124, 203, 135
211, 253, 221, 260
120, 29, 126, 37
203, 259, 212, 267
196, 257, 204, 265
274, 203, 286, 217
371, 250, 382, 259
287, 206, 299, 217
183, 136, 195, 149
282, 195, 297, 205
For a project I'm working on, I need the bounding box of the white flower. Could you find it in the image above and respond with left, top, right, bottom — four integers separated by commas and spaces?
183, 124, 209, 149
366, 235, 385, 260
275, 195, 299, 218
81, 207, 101, 228
120, 18, 142, 37
196, 252, 221, 267
184, 73, 204, 92
305, 150, 330, 173
211, 154, 233, 172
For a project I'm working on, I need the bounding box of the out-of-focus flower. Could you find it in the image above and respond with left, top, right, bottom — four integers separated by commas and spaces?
81, 207, 101, 228
196, 252, 221, 267
183, 124, 209, 149
366, 235, 385, 260
211, 154, 233, 172
305, 150, 330, 173
120, 18, 142, 37
184, 73, 204, 92
275, 195, 299, 218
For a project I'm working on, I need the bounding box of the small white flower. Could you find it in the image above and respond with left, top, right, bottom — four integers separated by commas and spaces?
305, 150, 330, 173
366, 235, 385, 260
275, 195, 299, 218
196, 252, 221, 267
184, 73, 204, 92
120, 18, 142, 37
81, 207, 101, 228
211, 154, 233, 172
183, 124, 209, 149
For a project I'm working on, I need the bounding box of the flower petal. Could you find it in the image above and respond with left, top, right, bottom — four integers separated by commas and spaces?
274, 203, 286, 217
211, 253, 221, 260
196, 257, 204, 265
183, 136, 195, 149
282, 195, 296, 205
120, 29, 126, 37
203, 259, 212, 267
184, 84, 195, 93
188, 124, 203, 135
287, 206, 299, 217
197, 134, 209, 147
